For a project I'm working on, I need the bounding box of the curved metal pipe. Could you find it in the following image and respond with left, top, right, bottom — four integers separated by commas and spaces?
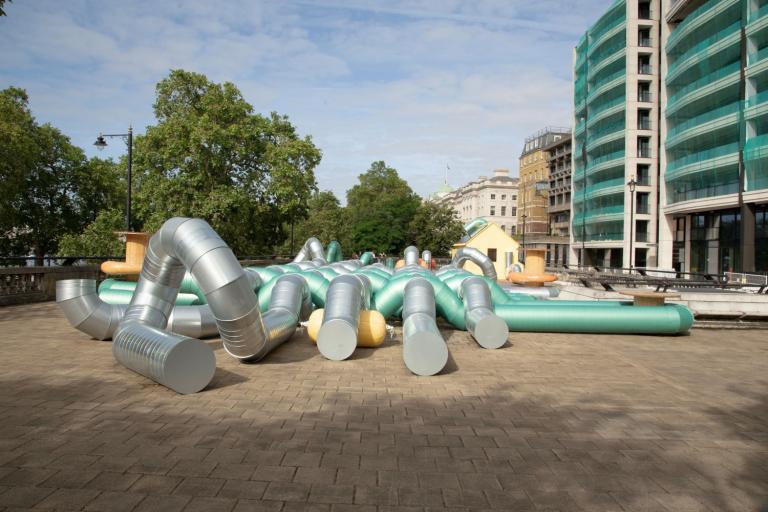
57, 279, 126, 341
402, 277, 448, 376
167, 305, 219, 338
359, 251, 375, 265
460, 277, 508, 349
325, 241, 343, 263
293, 237, 325, 262
451, 247, 497, 281
317, 274, 371, 360
404, 245, 420, 266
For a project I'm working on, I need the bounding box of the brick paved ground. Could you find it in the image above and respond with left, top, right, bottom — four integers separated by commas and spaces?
0, 302, 766, 512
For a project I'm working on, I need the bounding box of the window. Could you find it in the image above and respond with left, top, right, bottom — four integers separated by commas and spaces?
638, 54, 651, 75
490, 194, 496, 200
636, 192, 650, 214
638, 109, 651, 130
487, 248, 497, 262
501, 194, 506, 200
638, 137, 651, 158
638, 82, 651, 102
490, 206, 496, 216
511, 207, 517, 216
638, 28, 651, 47
639, 1, 651, 19
635, 220, 649, 242
512, 195, 517, 200
501, 206, 506, 216
501, 225, 505, 233
637, 164, 650, 185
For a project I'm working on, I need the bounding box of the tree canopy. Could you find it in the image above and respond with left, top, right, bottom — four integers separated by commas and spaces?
408, 201, 464, 257
346, 161, 421, 254
132, 69, 321, 255
0, 87, 124, 263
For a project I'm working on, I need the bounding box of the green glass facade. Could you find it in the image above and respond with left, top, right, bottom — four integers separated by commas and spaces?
573, 0, 627, 244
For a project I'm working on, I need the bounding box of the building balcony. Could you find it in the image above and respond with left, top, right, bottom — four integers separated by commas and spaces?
586, 150, 625, 176
665, 142, 740, 181
586, 97, 625, 127
587, 71, 626, 106
746, 47, 768, 78
589, 47, 626, 79
744, 134, 768, 192
746, 3, 768, 36
588, 16, 627, 58
744, 90, 768, 120
585, 178, 625, 200
666, 62, 740, 116
587, 129, 626, 152
666, 0, 740, 53
666, 21, 740, 84
665, 102, 740, 149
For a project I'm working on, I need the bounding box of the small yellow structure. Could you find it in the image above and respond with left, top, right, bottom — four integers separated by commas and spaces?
451, 222, 520, 280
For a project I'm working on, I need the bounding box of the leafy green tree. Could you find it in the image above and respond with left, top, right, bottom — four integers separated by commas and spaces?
0, 88, 123, 263
346, 161, 421, 254
132, 69, 321, 255
57, 209, 126, 258
278, 190, 350, 255
408, 201, 464, 257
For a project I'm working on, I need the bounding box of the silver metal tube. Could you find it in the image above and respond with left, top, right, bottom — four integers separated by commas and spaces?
110, 217, 301, 394
293, 237, 325, 262
451, 247, 498, 281
57, 279, 126, 341
404, 245, 420, 266
402, 278, 448, 376
317, 274, 370, 360
460, 277, 508, 349
254, 273, 309, 359
57, 279, 221, 340
421, 250, 432, 270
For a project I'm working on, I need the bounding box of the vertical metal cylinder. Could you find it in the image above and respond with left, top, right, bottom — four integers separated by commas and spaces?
293, 237, 325, 262
402, 278, 448, 376
404, 245, 420, 266
317, 274, 370, 360
421, 250, 432, 270
460, 277, 509, 349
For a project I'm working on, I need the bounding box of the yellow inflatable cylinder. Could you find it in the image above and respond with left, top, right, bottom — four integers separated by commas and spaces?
306, 309, 386, 348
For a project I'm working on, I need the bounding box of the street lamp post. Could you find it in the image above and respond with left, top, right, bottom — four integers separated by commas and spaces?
627, 175, 637, 271
94, 126, 133, 231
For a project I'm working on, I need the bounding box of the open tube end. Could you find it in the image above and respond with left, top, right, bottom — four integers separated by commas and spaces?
473, 315, 509, 349
317, 319, 357, 361
163, 339, 216, 394
403, 330, 449, 376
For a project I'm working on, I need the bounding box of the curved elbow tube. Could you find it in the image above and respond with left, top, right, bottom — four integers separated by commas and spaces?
463, 218, 488, 237
317, 274, 371, 360
451, 247, 497, 281
58, 279, 222, 342
460, 277, 508, 349
293, 237, 325, 262
402, 277, 448, 376
57, 279, 126, 341
404, 245, 420, 266
111, 217, 305, 393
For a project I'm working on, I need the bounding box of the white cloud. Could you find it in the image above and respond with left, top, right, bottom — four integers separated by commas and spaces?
0, 0, 608, 200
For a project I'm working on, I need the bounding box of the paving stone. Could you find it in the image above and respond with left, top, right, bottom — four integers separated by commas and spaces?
262, 481, 311, 502
133, 494, 191, 512
173, 476, 226, 497
0, 485, 55, 507
35, 487, 101, 510
84, 490, 147, 512
217, 479, 268, 500
130, 474, 183, 494
85, 471, 142, 491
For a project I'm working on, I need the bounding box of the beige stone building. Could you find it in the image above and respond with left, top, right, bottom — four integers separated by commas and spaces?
432, 169, 519, 236
519, 127, 571, 242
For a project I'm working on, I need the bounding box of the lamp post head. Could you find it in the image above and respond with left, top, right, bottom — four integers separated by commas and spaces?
93, 134, 107, 150
627, 175, 637, 192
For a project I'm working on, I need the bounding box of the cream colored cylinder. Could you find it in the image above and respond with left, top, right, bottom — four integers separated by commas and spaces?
307, 309, 386, 347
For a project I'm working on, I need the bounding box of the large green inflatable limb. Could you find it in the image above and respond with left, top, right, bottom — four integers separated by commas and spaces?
298, 270, 330, 307
99, 289, 201, 306
421, 274, 466, 330
385, 257, 396, 269
353, 269, 390, 295
316, 267, 339, 281
98, 278, 135, 293
372, 273, 414, 317
495, 303, 694, 334
246, 266, 283, 283
359, 251, 375, 265
326, 241, 343, 263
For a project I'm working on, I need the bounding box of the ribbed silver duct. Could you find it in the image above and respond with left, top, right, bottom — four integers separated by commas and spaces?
451, 247, 498, 281
401, 277, 448, 376
57, 279, 221, 341
293, 237, 325, 262
167, 305, 218, 338
57, 279, 126, 340
317, 274, 371, 360
460, 276, 508, 349
110, 217, 300, 394
421, 250, 432, 270
404, 245, 420, 266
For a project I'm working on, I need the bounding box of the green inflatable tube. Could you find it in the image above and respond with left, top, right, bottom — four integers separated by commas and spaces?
494, 303, 694, 334
372, 273, 412, 317
353, 269, 390, 294
246, 266, 283, 283
258, 276, 279, 312
385, 257, 396, 269
99, 289, 201, 306
98, 278, 135, 293
316, 267, 339, 281
326, 241, 343, 263
359, 251, 375, 265
422, 274, 466, 330
298, 271, 330, 307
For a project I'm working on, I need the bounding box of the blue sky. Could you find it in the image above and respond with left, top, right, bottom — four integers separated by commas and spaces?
0, 0, 608, 199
